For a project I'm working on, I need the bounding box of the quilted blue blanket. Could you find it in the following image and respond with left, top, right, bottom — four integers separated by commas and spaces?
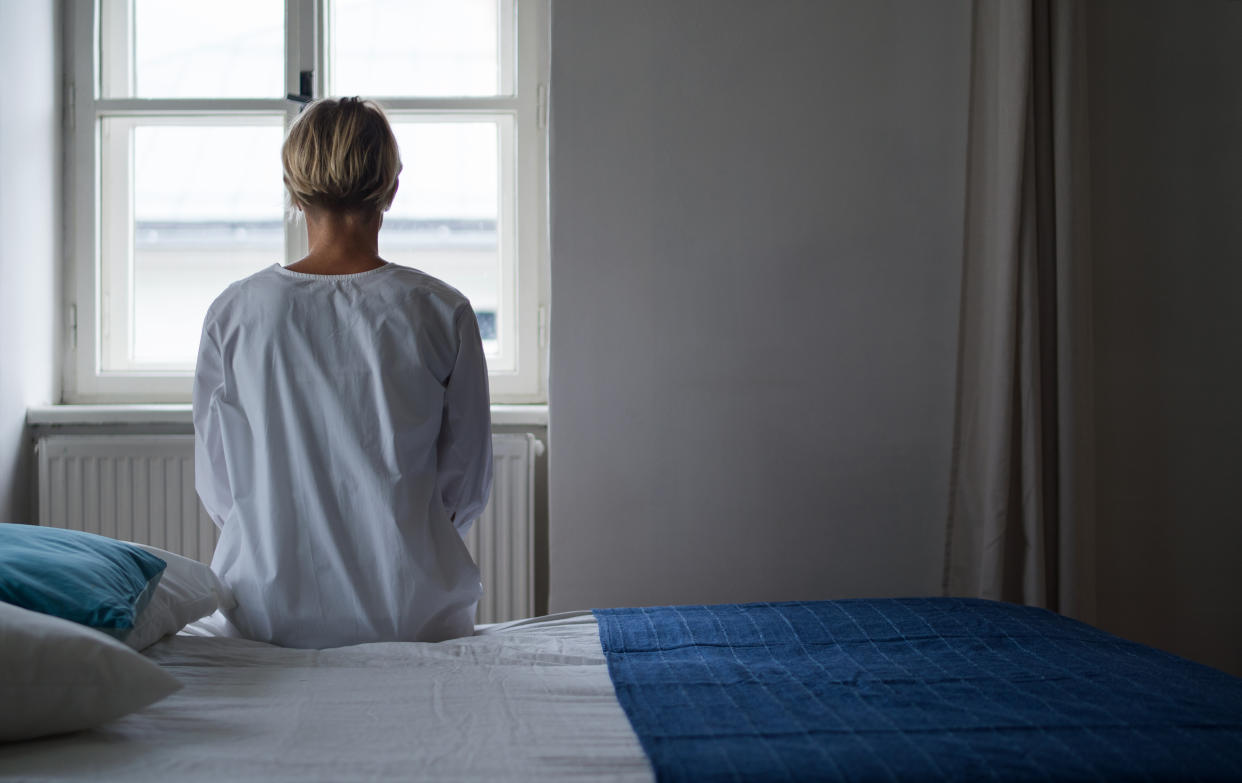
594, 598, 1242, 782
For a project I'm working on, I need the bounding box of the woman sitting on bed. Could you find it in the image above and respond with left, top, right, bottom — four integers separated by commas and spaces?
192, 97, 492, 648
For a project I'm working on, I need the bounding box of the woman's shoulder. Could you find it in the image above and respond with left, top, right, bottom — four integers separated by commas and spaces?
380, 264, 479, 325
382, 263, 469, 306
201, 264, 285, 323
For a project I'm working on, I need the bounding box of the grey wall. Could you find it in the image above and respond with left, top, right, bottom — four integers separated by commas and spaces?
1086, 0, 1242, 676
0, 0, 60, 522
548, 0, 971, 610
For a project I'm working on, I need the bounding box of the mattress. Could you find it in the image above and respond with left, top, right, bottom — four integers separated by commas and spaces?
7, 600, 1242, 782
0, 612, 653, 782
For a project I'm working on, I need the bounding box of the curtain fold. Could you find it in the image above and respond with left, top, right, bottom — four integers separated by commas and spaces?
943, 0, 1096, 623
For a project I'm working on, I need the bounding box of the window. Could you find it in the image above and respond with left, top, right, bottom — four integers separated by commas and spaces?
65, 0, 548, 402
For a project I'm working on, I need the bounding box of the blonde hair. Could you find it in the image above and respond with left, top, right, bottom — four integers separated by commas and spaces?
281, 97, 402, 214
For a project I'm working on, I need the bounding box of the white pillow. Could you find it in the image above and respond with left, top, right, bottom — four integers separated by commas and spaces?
0, 601, 182, 742
126, 544, 236, 652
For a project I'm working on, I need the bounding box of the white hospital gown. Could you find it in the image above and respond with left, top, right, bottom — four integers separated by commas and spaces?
192, 262, 491, 648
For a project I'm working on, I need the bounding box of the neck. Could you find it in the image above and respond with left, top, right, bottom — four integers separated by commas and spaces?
290, 206, 385, 274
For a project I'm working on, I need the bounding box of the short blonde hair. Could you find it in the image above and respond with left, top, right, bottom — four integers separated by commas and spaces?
281, 97, 402, 213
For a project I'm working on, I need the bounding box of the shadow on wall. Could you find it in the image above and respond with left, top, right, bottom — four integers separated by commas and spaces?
1087, 0, 1242, 676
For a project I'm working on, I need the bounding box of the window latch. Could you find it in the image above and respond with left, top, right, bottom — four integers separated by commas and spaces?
287, 71, 314, 108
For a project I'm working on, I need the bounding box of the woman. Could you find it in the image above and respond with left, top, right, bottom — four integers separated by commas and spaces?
193, 97, 492, 648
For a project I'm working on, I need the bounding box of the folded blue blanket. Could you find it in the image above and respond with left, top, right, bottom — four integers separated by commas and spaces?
594, 598, 1242, 782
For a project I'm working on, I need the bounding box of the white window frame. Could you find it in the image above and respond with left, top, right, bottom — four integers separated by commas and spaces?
63, 0, 549, 404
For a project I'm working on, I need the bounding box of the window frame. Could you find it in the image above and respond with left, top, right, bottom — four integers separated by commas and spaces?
63, 0, 549, 404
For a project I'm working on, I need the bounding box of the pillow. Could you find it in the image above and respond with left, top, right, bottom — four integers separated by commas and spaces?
0, 523, 166, 639
125, 543, 236, 652
0, 600, 182, 742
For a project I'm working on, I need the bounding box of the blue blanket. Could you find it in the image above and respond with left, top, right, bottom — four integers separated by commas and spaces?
594, 598, 1242, 782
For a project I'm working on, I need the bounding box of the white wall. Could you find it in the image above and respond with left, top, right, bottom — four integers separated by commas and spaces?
1087, 0, 1242, 676
548, 0, 971, 610
0, 0, 60, 522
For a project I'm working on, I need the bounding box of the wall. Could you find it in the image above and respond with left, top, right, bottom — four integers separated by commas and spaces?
1087, 0, 1242, 675
548, 0, 971, 610
0, 0, 60, 522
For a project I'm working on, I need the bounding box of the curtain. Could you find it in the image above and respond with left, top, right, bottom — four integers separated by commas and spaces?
943, 0, 1096, 622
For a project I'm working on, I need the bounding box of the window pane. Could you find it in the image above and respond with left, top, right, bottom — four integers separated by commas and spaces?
104, 121, 285, 369
330, 0, 509, 97
101, 0, 285, 98
383, 120, 501, 355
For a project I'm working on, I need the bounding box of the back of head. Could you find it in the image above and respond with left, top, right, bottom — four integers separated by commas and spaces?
281, 97, 402, 214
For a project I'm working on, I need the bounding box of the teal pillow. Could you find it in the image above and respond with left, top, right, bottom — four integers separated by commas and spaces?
0, 523, 166, 640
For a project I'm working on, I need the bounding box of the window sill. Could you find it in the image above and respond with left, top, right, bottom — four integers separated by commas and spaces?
26, 403, 549, 428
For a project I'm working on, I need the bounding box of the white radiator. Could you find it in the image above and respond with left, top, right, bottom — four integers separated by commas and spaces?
36, 433, 541, 624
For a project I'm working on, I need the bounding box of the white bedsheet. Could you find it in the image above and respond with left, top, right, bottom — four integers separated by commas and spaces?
0, 613, 652, 782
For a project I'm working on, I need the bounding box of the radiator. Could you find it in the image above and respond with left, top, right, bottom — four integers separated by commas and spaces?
36, 433, 541, 624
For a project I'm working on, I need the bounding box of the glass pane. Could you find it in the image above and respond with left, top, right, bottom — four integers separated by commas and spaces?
383, 120, 500, 354
102, 0, 284, 98
127, 123, 285, 367
331, 0, 507, 97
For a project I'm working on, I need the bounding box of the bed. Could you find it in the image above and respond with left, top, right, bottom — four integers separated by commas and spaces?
3, 599, 1242, 782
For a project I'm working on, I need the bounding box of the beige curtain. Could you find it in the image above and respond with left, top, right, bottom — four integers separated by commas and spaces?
943, 0, 1096, 622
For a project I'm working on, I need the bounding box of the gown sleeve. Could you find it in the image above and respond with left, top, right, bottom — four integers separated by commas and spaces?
193, 315, 232, 530
436, 305, 493, 536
